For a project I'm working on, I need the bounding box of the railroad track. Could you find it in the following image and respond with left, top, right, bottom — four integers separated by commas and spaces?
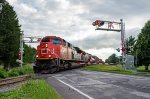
0, 75, 30, 87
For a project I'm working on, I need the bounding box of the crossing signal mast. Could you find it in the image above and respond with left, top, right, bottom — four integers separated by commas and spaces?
18, 31, 42, 67
92, 19, 127, 69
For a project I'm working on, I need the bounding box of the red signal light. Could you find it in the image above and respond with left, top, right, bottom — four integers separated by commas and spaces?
95, 20, 100, 25
121, 48, 127, 52
18, 52, 21, 60
92, 20, 105, 27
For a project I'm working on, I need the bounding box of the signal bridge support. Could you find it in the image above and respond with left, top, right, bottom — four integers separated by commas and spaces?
19, 32, 42, 67
92, 19, 127, 70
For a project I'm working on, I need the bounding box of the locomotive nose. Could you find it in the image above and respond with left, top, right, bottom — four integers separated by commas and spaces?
36, 42, 52, 59
36, 42, 60, 60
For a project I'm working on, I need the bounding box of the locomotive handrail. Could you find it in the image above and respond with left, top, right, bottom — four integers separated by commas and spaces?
50, 48, 60, 66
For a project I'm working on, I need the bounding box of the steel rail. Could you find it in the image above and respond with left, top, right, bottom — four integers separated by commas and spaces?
0, 75, 30, 86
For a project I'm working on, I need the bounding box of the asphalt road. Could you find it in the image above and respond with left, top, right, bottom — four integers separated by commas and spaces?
40, 68, 150, 99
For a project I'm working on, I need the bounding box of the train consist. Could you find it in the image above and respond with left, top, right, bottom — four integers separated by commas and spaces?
33, 36, 103, 73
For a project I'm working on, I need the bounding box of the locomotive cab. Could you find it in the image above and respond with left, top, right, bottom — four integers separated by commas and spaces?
34, 36, 63, 73
36, 36, 62, 60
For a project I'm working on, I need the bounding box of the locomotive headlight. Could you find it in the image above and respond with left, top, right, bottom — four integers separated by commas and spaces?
49, 55, 51, 57
46, 44, 48, 47
36, 55, 38, 58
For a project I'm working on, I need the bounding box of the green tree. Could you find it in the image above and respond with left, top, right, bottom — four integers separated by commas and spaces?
134, 20, 150, 70
126, 36, 136, 54
23, 44, 36, 63
106, 53, 119, 63
0, 0, 21, 70
105, 59, 109, 63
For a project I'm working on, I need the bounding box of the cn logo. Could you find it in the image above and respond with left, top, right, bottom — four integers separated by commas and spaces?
51, 48, 55, 54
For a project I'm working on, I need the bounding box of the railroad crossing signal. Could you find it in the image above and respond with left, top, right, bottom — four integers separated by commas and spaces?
92, 20, 121, 32
18, 52, 21, 60
122, 47, 127, 52
92, 19, 128, 70
92, 20, 105, 26
18, 32, 43, 67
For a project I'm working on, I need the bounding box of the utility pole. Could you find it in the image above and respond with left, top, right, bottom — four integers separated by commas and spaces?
0, 3, 3, 22
0, 3, 2, 13
92, 19, 127, 69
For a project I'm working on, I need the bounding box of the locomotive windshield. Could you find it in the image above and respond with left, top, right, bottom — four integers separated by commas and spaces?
51, 39, 61, 44
41, 37, 61, 44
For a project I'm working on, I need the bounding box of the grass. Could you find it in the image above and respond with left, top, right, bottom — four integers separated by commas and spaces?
0, 64, 33, 79
84, 64, 135, 75
136, 66, 150, 72
136, 73, 150, 76
0, 80, 61, 99
85, 64, 150, 76
135, 66, 150, 76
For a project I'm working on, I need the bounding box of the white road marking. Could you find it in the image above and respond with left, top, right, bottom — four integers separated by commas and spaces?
57, 79, 94, 99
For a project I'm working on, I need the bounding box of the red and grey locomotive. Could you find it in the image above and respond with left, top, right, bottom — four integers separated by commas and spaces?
33, 36, 100, 73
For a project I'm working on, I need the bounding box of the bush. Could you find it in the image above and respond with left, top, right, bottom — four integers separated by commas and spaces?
22, 64, 33, 74
0, 68, 8, 79
8, 69, 20, 77
0, 64, 33, 79
8, 64, 33, 77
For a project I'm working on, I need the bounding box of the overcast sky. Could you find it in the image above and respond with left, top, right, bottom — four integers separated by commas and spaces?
7, 0, 150, 61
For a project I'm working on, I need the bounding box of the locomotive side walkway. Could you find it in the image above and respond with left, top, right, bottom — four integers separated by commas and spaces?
46, 69, 150, 99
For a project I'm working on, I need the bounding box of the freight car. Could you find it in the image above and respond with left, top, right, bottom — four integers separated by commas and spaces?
33, 36, 99, 73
